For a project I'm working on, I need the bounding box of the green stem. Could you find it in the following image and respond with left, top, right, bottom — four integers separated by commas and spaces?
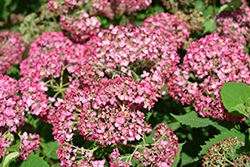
213, 0, 216, 19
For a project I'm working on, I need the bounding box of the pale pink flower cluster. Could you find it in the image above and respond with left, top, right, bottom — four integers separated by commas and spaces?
0, 31, 25, 74
220, 0, 233, 4
81, 25, 179, 91
143, 12, 190, 47
47, 0, 65, 15
0, 75, 40, 160
217, 4, 250, 46
167, 34, 250, 122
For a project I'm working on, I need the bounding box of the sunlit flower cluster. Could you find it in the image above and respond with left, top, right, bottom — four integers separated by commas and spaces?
81, 25, 179, 91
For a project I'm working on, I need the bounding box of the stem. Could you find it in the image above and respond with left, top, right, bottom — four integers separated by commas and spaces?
213, 0, 216, 19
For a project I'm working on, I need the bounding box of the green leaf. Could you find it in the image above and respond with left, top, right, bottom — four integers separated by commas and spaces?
218, 0, 242, 14
202, 18, 216, 34
202, 6, 213, 17
195, 0, 205, 11
0, 0, 12, 22
153, 5, 164, 14
245, 97, 250, 107
244, 45, 249, 53
232, 104, 248, 117
40, 141, 60, 159
198, 128, 245, 156
171, 142, 185, 167
3, 151, 20, 167
171, 111, 229, 132
5, 141, 20, 152
221, 82, 250, 116
5, 66, 20, 75
20, 154, 49, 167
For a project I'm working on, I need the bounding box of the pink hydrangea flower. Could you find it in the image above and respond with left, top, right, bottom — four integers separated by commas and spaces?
143, 12, 190, 48
167, 34, 250, 122
0, 31, 25, 74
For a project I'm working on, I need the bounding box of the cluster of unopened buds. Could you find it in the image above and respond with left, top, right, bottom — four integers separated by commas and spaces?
202, 137, 250, 166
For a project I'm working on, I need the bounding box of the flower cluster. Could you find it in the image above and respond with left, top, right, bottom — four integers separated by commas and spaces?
47, 0, 67, 15
216, 4, 250, 47
60, 9, 101, 41
20, 31, 85, 121
81, 25, 179, 91
0, 75, 26, 132
202, 137, 250, 166
56, 143, 106, 167
167, 34, 250, 122
17, 132, 41, 160
0, 75, 40, 160
0, 31, 25, 74
220, 0, 233, 4
51, 76, 179, 166
47, 0, 152, 41
109, 123, 178, 167
53, 77, 158, 145
143, 12, 190, 48
173, 10, 205, 32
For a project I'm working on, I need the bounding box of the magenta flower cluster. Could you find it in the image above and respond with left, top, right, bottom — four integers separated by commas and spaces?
60, 10, 101, 41
0, 75, 40, 160
0, 31, 25, 74
52, 77, 178, 166
143, 12, 190, 48
47, 0, 153, 42
217, 4, 250, 46
13, 24, 180, 166
167, 34, 250, 122
4, 1, 250, 166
